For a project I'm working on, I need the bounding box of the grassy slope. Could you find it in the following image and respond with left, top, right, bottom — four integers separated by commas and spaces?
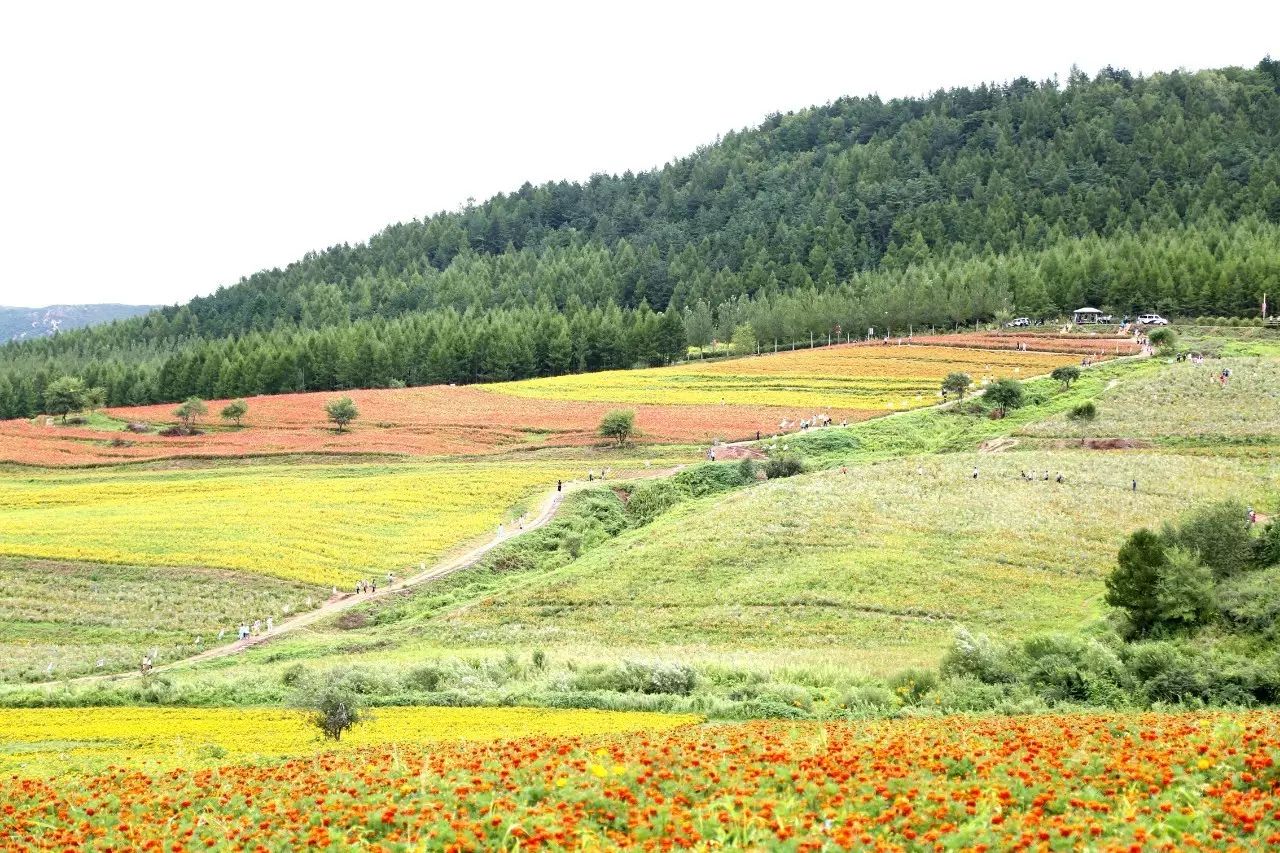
198, 357, 1276, 681
0, 558, 324, 682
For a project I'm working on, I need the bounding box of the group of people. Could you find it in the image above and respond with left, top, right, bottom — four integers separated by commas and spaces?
1020, 469, 1066, 484
237, 617, 275, 641
354, 577, 379, 594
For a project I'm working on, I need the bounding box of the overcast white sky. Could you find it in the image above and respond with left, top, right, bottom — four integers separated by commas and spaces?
0, 1, 1276, 308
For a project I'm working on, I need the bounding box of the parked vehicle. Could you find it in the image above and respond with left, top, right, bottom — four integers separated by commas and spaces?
1136, 314, 1169, 326
1005, 317, 1031, 328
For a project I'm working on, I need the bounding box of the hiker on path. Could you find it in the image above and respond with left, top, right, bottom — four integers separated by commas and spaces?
497, 523, 505, 538
371, 579, 377, 593
1132, 479, 1138, 492
238, 623, 250, 641
140, 655, 152, 675
1056, 473, 1064, 484
972, 467, 979, 480
557, 479, 563, 492
266, 617, 274, 633
252, 619, 261, 635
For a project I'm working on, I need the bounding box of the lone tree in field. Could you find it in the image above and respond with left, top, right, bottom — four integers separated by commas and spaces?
174, 396, 208, 429
1051, 365, 1081, 389
984, 378, 1025, 417
45, 376, 88, 423
325, 396, 359, 432
220, 398, 249, 426
293, 674, 365, 741
941, 372, 972, 401
599, 409, 636, 446
85, 386, 107, 414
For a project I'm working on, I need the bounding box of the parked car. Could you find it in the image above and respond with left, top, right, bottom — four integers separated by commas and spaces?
1136, 314, 1169, 326
1005, 317, 1031, 327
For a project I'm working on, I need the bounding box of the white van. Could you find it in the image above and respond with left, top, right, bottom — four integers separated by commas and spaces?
1136, 314, 1169, 326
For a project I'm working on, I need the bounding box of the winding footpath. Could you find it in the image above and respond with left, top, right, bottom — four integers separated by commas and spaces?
74, 467, 680, 685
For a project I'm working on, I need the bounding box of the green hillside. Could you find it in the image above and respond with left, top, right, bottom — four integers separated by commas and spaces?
3, 60, 1280, 416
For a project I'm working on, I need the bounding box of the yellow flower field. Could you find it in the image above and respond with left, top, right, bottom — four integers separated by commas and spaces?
0, 706, 701, 776
487, 344, 1082, 410
0, 460, 577, 585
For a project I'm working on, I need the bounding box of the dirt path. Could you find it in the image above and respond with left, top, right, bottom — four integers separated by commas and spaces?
71, 466, 683, 686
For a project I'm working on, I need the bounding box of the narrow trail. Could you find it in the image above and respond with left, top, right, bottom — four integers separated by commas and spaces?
70, 465, 684, 686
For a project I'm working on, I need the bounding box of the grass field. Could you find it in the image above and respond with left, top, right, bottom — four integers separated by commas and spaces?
0, 457, 624, 586
5, 711, 1278, 850
0, 558, 325, 682
403, 449, 1274, 674
1019, 355, 1280, 446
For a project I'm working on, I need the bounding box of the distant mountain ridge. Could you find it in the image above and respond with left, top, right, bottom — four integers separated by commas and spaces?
0, 304, 158, 342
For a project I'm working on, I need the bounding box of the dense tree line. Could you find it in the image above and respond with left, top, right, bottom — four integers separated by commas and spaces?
3, 61, 1280, 416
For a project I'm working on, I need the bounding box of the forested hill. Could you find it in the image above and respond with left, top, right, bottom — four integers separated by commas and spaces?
2, 60, 1280, 416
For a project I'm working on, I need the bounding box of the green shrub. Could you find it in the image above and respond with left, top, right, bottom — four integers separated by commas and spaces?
764, 455, 805, 479
280, 663, 309, 686
405, 664, 445, 692
940, 628, 1017, 684
1219, 565, 1280, 636
888, 668, 939, 705
1169, 500, 1254, 580
839, 684, 901, 712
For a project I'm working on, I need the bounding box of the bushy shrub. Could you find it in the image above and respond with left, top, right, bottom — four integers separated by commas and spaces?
1254, 521, 1280, 568
280, 663, 309, 686
405, 664, 445, 692
618, 661, 698, 695
888, 668, 939, 705
1169, 500, 1254, 580
1219, 565, 1280, 636
839, 684, 901, 712
764, 455, 805, 479
940, 628, 1017, 684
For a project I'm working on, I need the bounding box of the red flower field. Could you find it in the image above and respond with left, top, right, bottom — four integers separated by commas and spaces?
3, 711, 1278, 851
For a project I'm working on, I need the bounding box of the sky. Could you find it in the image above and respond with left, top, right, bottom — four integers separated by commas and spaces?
0, 1, 1277, 308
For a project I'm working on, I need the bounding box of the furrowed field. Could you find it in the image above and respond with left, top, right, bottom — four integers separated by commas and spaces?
487, 342, 1088, 409
0, 334, 1110, 467
4, 711, 1280, 851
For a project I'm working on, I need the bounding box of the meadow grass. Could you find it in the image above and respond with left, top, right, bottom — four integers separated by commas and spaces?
1018, 356, 1280, 445
404, 450, 1273, 674
0, 557, 324, 683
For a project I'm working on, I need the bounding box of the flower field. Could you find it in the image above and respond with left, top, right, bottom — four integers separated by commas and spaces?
4, 711, 1280, 851
0, 460, 588, 585
487, 343, 1088, 409
0, 706, 700, 777
0, 334, 1116, 466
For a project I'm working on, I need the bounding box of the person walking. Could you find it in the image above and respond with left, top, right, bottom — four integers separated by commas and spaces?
238, 623, 249, 641
557, 479, 562, 492
972, 467, 979, 480
266, 617, 274, 633
252, 619, 261, 636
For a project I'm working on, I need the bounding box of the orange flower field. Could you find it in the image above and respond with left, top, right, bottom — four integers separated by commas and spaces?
4, 711, 1279, 851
